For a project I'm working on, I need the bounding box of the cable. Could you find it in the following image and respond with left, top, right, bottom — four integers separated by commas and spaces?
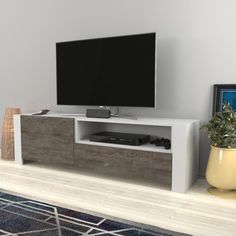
112, 107, 119, 116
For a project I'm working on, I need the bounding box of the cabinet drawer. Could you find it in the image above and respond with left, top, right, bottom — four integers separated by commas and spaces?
21, 116, 74, 164
74, 144, 172, 186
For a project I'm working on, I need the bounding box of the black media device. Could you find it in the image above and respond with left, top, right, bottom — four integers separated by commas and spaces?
89, 132, 151, 146
56, 32, 156, 108
150, 137, 171, 149
86, 109, 111, 118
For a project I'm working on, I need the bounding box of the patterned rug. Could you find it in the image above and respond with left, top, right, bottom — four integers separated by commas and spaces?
0, 191, 189, 236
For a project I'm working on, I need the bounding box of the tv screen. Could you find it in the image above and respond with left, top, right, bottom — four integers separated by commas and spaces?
56, 32, 156, 107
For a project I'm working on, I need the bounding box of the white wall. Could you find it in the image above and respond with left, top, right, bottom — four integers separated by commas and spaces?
1, 0, 236, 175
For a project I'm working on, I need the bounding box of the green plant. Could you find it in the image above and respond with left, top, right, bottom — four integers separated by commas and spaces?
202, 102, 236, 148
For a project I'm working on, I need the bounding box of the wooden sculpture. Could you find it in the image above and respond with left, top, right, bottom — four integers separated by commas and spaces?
1, 107, 21, 160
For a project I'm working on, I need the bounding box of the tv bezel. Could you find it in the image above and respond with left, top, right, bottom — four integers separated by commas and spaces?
56, 32, 157, 108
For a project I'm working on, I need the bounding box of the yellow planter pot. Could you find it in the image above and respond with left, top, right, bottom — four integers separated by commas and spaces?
206, 146, 236, 190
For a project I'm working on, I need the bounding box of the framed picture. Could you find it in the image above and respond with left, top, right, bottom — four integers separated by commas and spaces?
213, 84, 236, 115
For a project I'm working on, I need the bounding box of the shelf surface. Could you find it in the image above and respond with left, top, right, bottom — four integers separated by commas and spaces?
75, 116, 198, 126
19, 113, 198, 127
76, 139, 172, 154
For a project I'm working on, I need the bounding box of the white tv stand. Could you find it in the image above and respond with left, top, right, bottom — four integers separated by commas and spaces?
14, 114, 199, 193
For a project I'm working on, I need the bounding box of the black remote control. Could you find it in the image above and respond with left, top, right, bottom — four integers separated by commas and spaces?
32, 109, 50, 115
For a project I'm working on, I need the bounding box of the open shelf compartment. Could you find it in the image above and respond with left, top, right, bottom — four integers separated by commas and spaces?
75, 119, 172, 154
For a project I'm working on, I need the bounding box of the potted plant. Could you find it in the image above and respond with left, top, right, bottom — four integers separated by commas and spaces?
202, 102, 236, 190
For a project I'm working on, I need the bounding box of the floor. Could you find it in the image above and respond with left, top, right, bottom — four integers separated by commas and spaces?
0, 160, 236, 236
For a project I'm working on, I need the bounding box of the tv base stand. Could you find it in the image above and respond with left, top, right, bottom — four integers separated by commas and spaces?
14, 114, 199, 193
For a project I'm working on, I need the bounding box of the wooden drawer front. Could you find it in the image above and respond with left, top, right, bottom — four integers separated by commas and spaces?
21, 116, 74, 164
21, 116, 74, 136
22, 146, 73, 165
74, 144, 172, 186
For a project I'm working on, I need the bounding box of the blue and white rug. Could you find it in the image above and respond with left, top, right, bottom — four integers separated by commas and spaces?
0, 191, 189, 236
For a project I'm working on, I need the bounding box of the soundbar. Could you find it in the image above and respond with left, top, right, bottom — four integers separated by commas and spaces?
86, 109, 111, 118
89, 131, 151, 146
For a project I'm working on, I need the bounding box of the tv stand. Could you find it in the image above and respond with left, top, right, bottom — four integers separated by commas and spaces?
14, 114, 199, 193
110, 107, 138, 120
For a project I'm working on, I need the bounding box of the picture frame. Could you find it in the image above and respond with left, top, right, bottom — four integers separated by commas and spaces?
213, 84, 236, 115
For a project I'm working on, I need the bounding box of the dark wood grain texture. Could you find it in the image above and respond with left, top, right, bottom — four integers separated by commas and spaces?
20, 115, 172, 187
21, 115, 74, 136
74, 144, 172, 186
21, 116, 74, 164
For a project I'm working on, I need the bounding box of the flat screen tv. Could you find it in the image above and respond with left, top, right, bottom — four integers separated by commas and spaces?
56, 32, 156, 107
